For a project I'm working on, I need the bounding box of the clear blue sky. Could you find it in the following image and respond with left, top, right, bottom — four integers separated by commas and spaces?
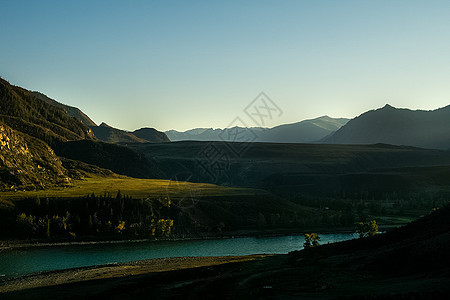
1, 0, 450, 131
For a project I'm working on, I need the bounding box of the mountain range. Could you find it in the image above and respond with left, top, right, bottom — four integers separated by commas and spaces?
166, 116, 349, 143
3, 74, 450, 191
168, 104, 450, 150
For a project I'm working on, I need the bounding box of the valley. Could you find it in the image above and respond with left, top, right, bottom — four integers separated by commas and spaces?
1, 77, 450, 298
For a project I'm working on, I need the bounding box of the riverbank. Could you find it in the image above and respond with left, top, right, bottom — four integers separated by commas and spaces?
0, 254, 269, 294
2, 205, 450, 299
0, 226, 366, 249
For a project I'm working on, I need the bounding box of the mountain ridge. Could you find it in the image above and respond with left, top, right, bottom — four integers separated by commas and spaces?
166, 116, 349, 143
90, 124, 170, 144
32, 92, 97, 127
323, 104, 450, 149
0, 77, 165, 187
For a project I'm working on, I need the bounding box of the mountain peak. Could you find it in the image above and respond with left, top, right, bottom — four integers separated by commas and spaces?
133, 127, 170, 143
99, 122, 112, 128
324, 104, 450, 149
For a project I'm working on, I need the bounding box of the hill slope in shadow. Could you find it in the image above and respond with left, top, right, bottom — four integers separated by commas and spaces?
324, 104, 450, 149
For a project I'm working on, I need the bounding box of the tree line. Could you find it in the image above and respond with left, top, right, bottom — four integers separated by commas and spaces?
0, 192, 177, 240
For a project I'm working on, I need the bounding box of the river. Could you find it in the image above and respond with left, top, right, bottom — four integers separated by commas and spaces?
0, 233, 358, 279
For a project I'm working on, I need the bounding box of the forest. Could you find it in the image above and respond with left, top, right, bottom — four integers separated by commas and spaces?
0, 192, 176, 240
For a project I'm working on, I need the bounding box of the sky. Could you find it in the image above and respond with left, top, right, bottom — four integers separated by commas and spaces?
1, 0, 450, 131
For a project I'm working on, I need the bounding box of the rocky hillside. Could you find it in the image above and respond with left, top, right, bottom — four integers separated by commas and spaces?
0, 77, 165, 187
0, 123, 69, 191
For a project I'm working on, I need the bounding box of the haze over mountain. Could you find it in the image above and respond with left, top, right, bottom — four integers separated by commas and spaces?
166, 116, 349, 143
323, 104, 450, 149
257, 116, 349, 143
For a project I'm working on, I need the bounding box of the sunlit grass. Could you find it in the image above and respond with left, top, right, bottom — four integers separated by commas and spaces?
0, 176, 266, 201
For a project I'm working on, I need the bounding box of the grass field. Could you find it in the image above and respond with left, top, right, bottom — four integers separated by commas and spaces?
0, 175, 267, 202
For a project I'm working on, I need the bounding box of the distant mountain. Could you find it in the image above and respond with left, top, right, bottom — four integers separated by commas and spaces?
323, 104, 450, 149
257, 116, 349, 143
166, 127, 265, 142
166, 116, 349, 143
133, 128, 170, 143
90, 123, 148, 144
90, 123, 170, 144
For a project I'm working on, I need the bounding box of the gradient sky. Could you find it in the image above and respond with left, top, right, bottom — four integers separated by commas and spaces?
2, 0, 450, 131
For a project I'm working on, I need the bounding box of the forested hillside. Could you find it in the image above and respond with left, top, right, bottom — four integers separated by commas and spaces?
0, 78, 94, 141
0, 78, 163, 183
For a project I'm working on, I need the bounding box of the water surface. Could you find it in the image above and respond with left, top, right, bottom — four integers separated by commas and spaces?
0, 233, 357, 279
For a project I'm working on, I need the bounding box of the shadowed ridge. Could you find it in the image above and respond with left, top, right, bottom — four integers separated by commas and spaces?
32, 91, 97, 127
324, 104, 450, 149
0, 77, 94, 142
133, 127, 170, 143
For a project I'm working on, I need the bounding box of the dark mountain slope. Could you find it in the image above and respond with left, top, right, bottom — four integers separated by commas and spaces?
33, 92, 97, 127
133, 128, 170, 143
130, 141, 450, 191
0, 115, 74, 146
257, 116, 349, 143
54, 140, 162, 179
307, 203, 450, 275
90, 123, 148, 144
324, 104, 450, 149
0, 78, 93, 141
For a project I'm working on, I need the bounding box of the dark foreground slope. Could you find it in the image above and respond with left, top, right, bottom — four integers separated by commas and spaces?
3, 205, 450, 299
